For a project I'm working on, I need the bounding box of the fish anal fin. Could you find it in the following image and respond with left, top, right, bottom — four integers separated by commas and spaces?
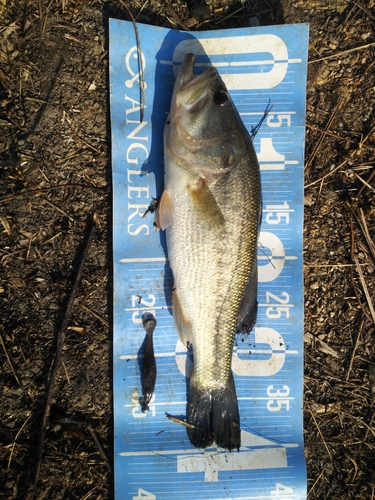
187, 178, 224, 228
237, 261, 258, 333
154, 189, 173, 231
172, 288, 192, 347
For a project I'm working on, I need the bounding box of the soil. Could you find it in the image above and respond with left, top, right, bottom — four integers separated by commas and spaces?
1, 1, 375, 499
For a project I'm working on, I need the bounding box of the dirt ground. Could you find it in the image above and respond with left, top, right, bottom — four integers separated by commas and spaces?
1, 0, 375, 499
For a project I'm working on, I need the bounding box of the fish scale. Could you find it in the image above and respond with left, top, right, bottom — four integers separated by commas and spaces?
157, 53, 261, 450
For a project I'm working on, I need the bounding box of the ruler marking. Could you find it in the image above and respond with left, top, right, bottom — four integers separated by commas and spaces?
120, 257, 167, 263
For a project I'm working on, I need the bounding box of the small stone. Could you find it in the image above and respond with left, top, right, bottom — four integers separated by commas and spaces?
248, 16, 260, 27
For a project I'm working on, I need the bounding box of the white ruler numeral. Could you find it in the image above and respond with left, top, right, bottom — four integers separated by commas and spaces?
177, 430, 287, 482
232, 327, 285, 377
270, 482, 294, 498
132, 489, 156, 500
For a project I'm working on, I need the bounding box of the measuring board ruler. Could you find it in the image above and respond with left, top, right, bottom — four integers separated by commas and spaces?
110, 20, 309, 500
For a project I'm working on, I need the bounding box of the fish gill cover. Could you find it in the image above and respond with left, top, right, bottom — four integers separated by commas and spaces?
110, 19, 309, 500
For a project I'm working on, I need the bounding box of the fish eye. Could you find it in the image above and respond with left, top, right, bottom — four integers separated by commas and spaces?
213, 90, 228, 106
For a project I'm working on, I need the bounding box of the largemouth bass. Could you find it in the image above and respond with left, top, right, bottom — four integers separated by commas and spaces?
155, 53, 261, 451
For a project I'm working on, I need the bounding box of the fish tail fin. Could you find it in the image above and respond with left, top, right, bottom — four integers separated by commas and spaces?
187, 374, 241, 451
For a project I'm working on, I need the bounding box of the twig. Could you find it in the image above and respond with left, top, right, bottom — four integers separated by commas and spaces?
166, 413, 195, 429
354, 254, 375, 325
364, 410, 375, 442
135, 0, 149, 21
216, 5, 245, 25
7, 412, 32, 470
33, 217, 97, 484
309, 41, 375, 64
61, 359, 71, 385
304, 262, 367, 267
358, 168, 375, 195
164, 1, 190, 30
341, 410, 375, 438
317, 175, 324, 205
354, 208, 375, 263
87, 425, 110, 464
304, 332, 339, 358
118, 0, 145, 122
74, 134, 99, 153
0, 183, 108, 204
346, 318, 365, 381
0, 335, 22, 387
349, 217, 372, 323
306, 123, 375, 152
304, 160, 347, 189
354, 172, 375, 193
347, 454, 359, 482
358, 123, 375, 151
305, 99, 342, 171
79, 484, 100, 500
306, 401, 332, 460
307, 465, 327, 499
354, 1, 375, 22
79, 302, 110, 328
41, 197, 74, 219
38, 0, 45, 33
55, 417, 110, 464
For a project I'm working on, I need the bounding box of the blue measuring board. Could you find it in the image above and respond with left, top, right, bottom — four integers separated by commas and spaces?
110, 19, 309, 500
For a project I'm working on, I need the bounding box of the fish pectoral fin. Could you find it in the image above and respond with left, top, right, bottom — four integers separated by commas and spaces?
237, 260, 258, 333
172, 288, 192, 347
154, 189, 173, 230
187, 178, 224, 228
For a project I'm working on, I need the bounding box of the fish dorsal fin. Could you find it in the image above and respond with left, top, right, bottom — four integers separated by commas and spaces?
172, 288, 192, 347
237, 260, 258, 333
154, 189, 173, 230
187, 177, 224, 228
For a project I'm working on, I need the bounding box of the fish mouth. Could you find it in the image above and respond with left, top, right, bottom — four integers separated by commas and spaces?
174, 53, 218, 110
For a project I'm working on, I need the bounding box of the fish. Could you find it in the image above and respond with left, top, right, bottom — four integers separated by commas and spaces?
141, 312, 157, 413
155, 53, 261, 451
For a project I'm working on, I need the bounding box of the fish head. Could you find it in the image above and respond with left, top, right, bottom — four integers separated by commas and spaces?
172, 53, 245, 141
166, 53, 249, 176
